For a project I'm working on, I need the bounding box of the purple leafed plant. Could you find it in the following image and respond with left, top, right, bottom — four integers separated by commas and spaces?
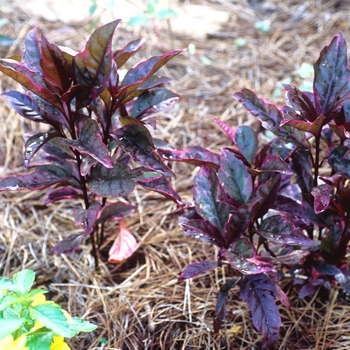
173, 32, 350, 347
0, 20, 183, 264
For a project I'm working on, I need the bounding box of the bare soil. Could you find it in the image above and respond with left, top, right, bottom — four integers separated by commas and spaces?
1, 0, 350, 349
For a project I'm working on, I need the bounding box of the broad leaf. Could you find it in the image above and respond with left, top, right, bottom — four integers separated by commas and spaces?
74, 202, 101, 236
13, 269, 35, 294
51, 234, 83, 254
97, 201, 136, 224
313, 32, 350, 117
25, 330, 53, 350
0, 318, 25, 341
193, 165, 229, 231
113, 38, 146, 67
311, 183, 332, 214
218, 149, 253, 204
178, 260, 219, 281
291, 148, 314, 193
328, 145, 350, 179
321, 222, 341, 254
257, 215, 313, 246
108, 220, 138, 263
258, 154, 293, 184
234, 125, 258, 165
74, 20, 121, 108
240, 274, 281, 347
281, 113, 326, 136
22, 27, 41, 73
0, 164, 73, 191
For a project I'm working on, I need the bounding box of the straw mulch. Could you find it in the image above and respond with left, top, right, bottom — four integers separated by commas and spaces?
1, 0, 350, 349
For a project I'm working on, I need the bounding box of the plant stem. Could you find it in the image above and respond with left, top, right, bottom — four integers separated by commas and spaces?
313, 133, 321, 187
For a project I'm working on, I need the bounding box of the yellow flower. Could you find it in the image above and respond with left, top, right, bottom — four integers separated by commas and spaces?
0, 334, 28, 350
51, 336, 71, 350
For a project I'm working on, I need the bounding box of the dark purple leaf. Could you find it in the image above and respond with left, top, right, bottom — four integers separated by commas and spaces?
42, 138, 74, 160
159, 146, 220, 169
291, 148, 313, 193
193, 165, 229, 231
178, 260, 219, 281
218, 149, 253, 204
258, 154, 293, 184
131, 88, 179, 119
114, 123, 174, 176
223, 249, 274, 275
282, 83, 318, 122
80, 154, 98, 176
233, 89, 306, 149
97, 201, 136, 224
213, 279, 238, 333
24, 130, 59, 168
298, 282, 320, 299
74, 20, 121, 108
321, 222, 341, 254
281, 114, 326, 135
232, 237, 255, 257
51, 234, 83, 254
240, 274, 281, 347
137, 175, 183, 206
313, 32, 350, 117
22, 27, 41, 73
234, 125, 258, 165
0, 164, 73, 191
257, 215, 312, 246
88, 162, 136, 197
73, 202, 101, 236
270, 250, 309, 265
0, 59, 62, 110
311, 184, 332, 214
44, 187, 83, 204
137, 75, 172, 90
57, 119, 112, 168
180, 219, 226, 247
113, 38, 146, 67
40, 34, 73, 94
273, 195, 310, 224
328, 145, 350, 179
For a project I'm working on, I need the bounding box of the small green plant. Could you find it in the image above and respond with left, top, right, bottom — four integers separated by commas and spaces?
0, 269, 96, 350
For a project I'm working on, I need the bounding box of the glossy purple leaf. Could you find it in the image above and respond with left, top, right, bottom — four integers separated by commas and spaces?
257, 215, 312, 246
273, 195, 310, 224
291, 148, 313, 193
234, 89, 306, 149
51, 234, 83, 254
313, 32, 350, 117
231, 237, 255, 257
57, 119, 112, 168
178, 260, 219, 281
270, 250, 309, 265
213, 279, 238, 333
258, 154, 293, 184
159, 146, 220, 169
74, 20, 121, 108
88, 162, 136, 197
321, 222, 341, 254
24, 130, 59, 168
74, 202, 101, 236
328, 145, 350, 179
114, 123, 174, 176
223, 249, 274, 275
218, 149, 253, 204
40, 34, 73, 94
212, 117, 236, 145
240, 274, 281, 347
298, 282, 320, 299
113, 38, 146, 67
234, 125, 258, 165
0, 59, 62, 110
131, 88, 179, 119
282, 83, 318, 122
137, 75, 172, 90
80, 154, 98, 176
22, 27, 41, 73
97, 201, 136, 224
193, 165, 229, 231
180, 219, 226, 247
44, 187, 83, 204
281, 114, 326, 136
311, 183, 332, 214
137, 175, 183, 206
0, 164, 72, 191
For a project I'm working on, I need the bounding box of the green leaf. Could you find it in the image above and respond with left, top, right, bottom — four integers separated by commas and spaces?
27, 289, 48, 300
0, 277, 13, 291
254, 20, 271, 33
31, 304, 71, 337
156, 8, 178, 19
13, 269, 35, 295
25, 329, 53, 350
68, 317, 97, 335
0, 318, 25, 340
0, 35, 16, 47
127, 14, 149, 27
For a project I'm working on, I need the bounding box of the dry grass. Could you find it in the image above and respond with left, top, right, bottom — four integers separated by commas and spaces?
1, 0, 350, 349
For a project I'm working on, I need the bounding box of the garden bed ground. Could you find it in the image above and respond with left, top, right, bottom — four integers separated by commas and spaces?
1, 0, 350, 349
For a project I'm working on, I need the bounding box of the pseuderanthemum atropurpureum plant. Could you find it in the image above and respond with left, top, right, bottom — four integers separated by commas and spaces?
160, 32, 350, 347
0, 20, 183, 263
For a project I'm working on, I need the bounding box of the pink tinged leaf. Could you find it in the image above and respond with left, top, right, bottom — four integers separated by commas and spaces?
97, 201, 136, 224
51, 234, 83, 254
270, 250, 310, 265
73, 202, 101, 236
24, 130, 59, 168
57, 119, 112, 168
257, 215, 312, 246
137, 75, 172, 90
240, 274, 281, 347
22, 27, 42, 73
159, 146, 220, 169
275, 285, 291, 308
108, 220, 138, 263
0, 59, 63, 110
44, 187, 83, 204
40, 34, 73, 94
311, 183, 332, 214
137, 175, 183, 206
80, 154, 98, 176
0, 164, 72, 191
113, 38, 147, 67
74, 20, 121, 108
178, 260, 219, 281
212, 117, 236, 144
281, 114, 326, 135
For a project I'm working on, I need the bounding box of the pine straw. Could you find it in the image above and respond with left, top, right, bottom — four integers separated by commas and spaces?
1, 0, 350, 349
